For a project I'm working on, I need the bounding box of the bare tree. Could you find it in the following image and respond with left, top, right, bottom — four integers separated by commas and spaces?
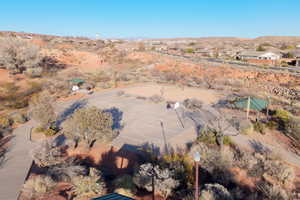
0, 38, 42, 73
63, 106, 118, 147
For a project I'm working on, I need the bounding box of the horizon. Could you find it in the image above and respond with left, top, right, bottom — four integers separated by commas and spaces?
1, 1, 300, 38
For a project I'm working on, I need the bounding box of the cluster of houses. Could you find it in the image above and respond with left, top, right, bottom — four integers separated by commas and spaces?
140, 39, 300, 67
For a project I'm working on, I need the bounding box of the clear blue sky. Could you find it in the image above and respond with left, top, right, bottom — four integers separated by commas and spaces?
1, 0, 299, 38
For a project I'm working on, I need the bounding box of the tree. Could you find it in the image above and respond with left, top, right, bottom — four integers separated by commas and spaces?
28, 91, 56, 129
0, 38, 42, 73
63, 106, 117, 147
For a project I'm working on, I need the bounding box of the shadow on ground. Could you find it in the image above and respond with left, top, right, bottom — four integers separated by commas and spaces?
56, 99, 88, 127
103, 107, 124, 130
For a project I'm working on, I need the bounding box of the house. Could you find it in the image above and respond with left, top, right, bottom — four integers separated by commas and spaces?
236, 51, 281, 65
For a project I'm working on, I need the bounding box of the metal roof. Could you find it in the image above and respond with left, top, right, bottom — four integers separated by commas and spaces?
91, 193, 135, 200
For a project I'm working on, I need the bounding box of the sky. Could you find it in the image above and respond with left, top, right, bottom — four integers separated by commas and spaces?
1, 0, 300, 38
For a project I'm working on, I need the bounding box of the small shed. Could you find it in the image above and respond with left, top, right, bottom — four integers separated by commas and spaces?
234, 97, 268, 111
91, 193, 135, 200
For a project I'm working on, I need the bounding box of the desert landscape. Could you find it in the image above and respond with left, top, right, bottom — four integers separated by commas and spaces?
1, 1, 300, 200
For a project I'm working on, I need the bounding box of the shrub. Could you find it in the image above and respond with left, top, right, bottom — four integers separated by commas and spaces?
133, 163, 179, 199
0, 38, 42, 73
25, 67, 43, 78
149, 94, 164, 103
0, 115, 12, 128
71, 168, 106, 199
183, 98, 203, 110
285, 116, 300, 141
43, 128, 58, 136
11, 112, 27, 124
253, 121, 266, 134
28, 91, 56, 129
113, 174, 137, 194
31, 139, 66, 167
162, 153, 194, 188
22, 175, 56, 200
200, 183, 233, 200
63, 106, 117, 147
258, 182, 289, 200
47, 159, 87, 182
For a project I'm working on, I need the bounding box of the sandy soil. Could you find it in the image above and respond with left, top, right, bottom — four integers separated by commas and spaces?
123, 84, 222, 104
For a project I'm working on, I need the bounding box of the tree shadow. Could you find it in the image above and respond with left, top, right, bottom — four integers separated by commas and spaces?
103, 107, 124, 130
249, 139, 271, 154
55, 99, 88, 127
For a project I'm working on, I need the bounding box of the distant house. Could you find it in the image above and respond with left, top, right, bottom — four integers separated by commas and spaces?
236, 51, 281, 65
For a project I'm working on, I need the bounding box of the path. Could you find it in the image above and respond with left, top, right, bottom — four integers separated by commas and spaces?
0, 121, 35, 200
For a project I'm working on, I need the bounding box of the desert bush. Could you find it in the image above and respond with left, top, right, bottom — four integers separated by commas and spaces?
0, 38, 42, 73
274, 109, 291, 123
25, 67, 43, 78
10, 112, 27, 124
149, 94, 164, 103
31, 138, 66, 167
22, 175, 56, 200
161, 152, 194, 189
47, 158, 87, 182
113, 174, 137, 194
183, 98, 203, 110
285, 116, 300, 141
42, 128, 58, 136
133, 163, 179, 199
200, 183, 233, 200
71, 168, 106, 199
263, 159, 295, 185
63, 106, 117, 147
28, 91, 56, 129
258, 181, 289, 200
253, 121, 266, 134
0, 115, 12, 128
197, 129, 233, 146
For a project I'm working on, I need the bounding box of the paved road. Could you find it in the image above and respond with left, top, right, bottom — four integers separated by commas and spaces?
0, 121, 35, 200
154, 51, 300, 75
